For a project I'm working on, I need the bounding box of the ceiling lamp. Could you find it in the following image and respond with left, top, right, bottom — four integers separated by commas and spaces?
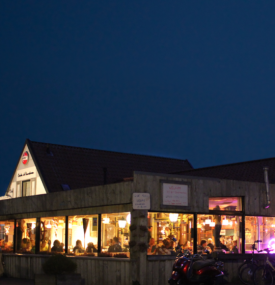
118, 217, 127, 228
205, 218, 211, 224
169, 213, 179, 222
210, 222, 215, 227
102, 218, 110, 224
46, 221, 52, 229
222, 218, 228, 226
126, 213, 131, 224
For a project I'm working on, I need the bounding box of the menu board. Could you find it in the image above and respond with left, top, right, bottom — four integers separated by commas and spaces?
162, 183, 188, 206
133, 193, 150, 210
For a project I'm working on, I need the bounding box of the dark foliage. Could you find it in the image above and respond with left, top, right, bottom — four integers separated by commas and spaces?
42, 254, 77, 275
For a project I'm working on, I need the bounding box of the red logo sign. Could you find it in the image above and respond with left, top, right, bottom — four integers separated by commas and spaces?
22, 151, 29, 165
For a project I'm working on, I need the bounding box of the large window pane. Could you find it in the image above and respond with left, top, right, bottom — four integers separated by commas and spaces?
245, 216, 275, 253
16, 218, 36, 253
101, 212, 130, 256
209, 197, 242, 211
148, 212, 194, 255
22, 180, 31, 197
40, 217, 66, 253
197, 214, 242, 254
0, 220, 14, 252
68, 215, 98, 256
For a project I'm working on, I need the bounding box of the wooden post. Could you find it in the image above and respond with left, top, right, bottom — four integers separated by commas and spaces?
35, 217, 40, 254
98, 214, 101, 253
194, 213, 197, 254
65, 216, 68, 254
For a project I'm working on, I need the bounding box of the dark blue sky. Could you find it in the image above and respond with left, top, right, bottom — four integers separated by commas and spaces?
1, 1, 275, 195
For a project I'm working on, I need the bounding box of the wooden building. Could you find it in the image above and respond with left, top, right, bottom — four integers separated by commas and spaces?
1, 140, 275, 284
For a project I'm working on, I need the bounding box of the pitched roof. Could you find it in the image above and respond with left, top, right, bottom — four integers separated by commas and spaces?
27, 139, 193, 193
176, 157, 275, 184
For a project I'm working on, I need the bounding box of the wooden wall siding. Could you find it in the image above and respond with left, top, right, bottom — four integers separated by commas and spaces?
133, 172, 275, 216
3, 255, 133, 285
0, 204, 132, 221
0, 181, 133, 218
146, 259, 244, 284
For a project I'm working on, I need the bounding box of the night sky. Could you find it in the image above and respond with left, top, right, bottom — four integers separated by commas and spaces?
1, 1, 275, 196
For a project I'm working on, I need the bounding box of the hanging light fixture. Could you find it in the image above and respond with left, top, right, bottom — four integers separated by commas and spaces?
210, 222, 215, 227
118, 217, 127, 228
46, 221, 52, 229
205, 217, 211, 224
222, 218, 228, 226
169, 213, 179, 222
102, 218, 110, 224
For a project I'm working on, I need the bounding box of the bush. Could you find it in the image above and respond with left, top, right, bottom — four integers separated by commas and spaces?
42, 254, 77, 275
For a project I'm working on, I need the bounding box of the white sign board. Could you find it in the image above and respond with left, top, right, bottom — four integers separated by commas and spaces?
133, 193, 150, 210
162, 183, 188, 206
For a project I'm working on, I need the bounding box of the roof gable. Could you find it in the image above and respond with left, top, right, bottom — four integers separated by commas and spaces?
6, 140, 48, 196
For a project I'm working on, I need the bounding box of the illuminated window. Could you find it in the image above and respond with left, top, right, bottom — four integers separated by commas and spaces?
245, 216, 275, 253
40, 217, 66, 253
209, 197, 242, 211
148, 212, 194, 255
16, 218, 36, 253
68, 215, 98, 256
197, 214, 242, 254
0, 220, 14, 252
101, 212, 130, 256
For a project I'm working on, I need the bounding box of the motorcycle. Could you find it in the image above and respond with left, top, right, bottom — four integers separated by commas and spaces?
168, 250, 224, 285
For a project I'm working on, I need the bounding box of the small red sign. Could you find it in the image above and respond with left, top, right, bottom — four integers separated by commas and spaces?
22, 151, 29, 165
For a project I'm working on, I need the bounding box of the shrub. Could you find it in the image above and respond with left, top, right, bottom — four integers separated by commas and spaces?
42, 254, 77, 275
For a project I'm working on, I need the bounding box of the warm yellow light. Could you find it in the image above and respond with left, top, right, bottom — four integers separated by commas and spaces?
210, 222, 215, 227
118, 217, 126, 228
102, 218, 110, 224
46, 221, 52, 229
169, 213, 178, 222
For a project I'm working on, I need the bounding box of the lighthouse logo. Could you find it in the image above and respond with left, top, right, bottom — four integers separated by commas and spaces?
22, 151, 29, 165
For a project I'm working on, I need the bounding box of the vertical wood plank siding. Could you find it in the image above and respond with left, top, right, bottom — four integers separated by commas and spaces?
3, 255, 132, 285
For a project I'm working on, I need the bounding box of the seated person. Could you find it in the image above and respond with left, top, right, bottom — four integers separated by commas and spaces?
156, 239, 172, 255
147, 238, 157, 254
108, 237, 122, 252
220, 239, 229, 252
21, 238, 29, 251
86, 242, 97, 253
40, 240, 50, 252
51, 240, 63, 252
232, 240, 238, 254
198, 240, 211, 253
207, 238, 214, 252
73, 240, 85, 254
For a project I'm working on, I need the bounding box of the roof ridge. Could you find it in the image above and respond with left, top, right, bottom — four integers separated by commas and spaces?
181, 156, 275, 173
29, 140, 190, 162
